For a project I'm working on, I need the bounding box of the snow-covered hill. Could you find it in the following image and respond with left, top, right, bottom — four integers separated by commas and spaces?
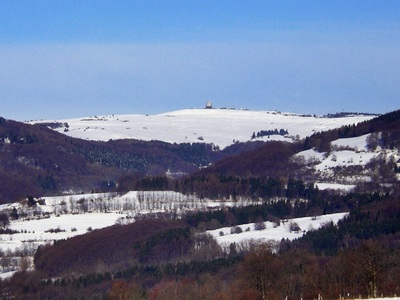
32, 109, 376, 149
295, 134, 400, 187
27, 108, 399, 190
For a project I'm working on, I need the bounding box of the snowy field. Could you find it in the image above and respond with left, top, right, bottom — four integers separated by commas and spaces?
207, 212, 348, 249
295, 134, 378, 171
315, 182, 355, 191
31, 108, 375, 149
0, 213, 125, 252
295, 133, 400, 186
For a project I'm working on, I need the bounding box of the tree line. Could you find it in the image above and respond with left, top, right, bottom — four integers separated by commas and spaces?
251, 128, 289, 139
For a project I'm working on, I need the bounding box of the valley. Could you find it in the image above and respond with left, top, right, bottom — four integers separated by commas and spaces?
0, 108, 399, 299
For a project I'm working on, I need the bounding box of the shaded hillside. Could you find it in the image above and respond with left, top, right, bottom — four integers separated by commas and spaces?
221, 140, 267, 156
0, 118, 112, 202
34, 219, 191, 276
304, 109, 400, 152
197, 141, 302, 178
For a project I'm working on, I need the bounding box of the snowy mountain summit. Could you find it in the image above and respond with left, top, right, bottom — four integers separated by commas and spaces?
34, 109, 376, 149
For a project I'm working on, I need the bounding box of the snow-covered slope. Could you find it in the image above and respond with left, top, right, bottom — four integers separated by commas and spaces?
207, 212, 348, 249
294, 134, 400, 188
32, 109, 375, 149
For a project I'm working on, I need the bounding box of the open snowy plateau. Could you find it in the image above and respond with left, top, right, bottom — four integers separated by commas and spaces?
31, 108, 376, 149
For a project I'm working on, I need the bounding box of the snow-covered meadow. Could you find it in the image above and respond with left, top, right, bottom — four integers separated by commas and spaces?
1, 213, 124, 252
31, 108, 375, 149
207, 212, 348, 250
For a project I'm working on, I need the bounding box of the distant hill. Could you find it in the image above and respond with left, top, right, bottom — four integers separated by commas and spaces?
1, 109, 397, 203
190, 109, 400, 191
31, 108, 376, 149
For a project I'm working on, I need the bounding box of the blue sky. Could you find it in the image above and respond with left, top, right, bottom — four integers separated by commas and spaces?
1, 1, 399, 120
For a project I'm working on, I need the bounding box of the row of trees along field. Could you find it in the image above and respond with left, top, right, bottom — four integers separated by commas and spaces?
127, 174, 395, 220
130, 175, 321, 200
